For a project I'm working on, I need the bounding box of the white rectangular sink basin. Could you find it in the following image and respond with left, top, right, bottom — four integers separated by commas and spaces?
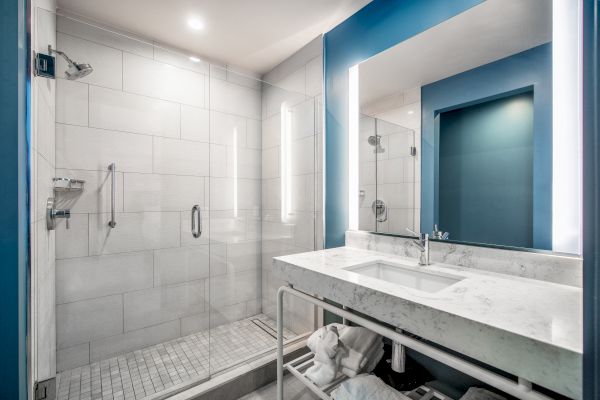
344, 261, 463, 293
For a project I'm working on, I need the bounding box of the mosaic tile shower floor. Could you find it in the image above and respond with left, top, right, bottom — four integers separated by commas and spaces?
56, 314, 294, 400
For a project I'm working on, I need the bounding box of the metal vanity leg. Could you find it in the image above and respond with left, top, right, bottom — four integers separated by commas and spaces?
277, 287, 285, 400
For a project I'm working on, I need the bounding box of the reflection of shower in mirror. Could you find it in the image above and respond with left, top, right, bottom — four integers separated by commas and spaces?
368, 135, 385, 153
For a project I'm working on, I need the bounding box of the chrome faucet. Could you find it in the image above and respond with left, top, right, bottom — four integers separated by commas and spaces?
432, 224, 450, 240
406, 228, 430, 266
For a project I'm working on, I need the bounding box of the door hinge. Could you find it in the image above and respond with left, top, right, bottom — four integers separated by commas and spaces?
410, 146, 417, 156
35, 378, 56, 400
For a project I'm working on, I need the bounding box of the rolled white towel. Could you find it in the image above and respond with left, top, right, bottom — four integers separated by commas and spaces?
331, 374, 411, 400
305, 325, 341, 386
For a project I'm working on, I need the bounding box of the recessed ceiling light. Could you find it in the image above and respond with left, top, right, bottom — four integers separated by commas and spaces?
407, 110, 414, 115
189, 56, 201, 63
188, 18, 204, 31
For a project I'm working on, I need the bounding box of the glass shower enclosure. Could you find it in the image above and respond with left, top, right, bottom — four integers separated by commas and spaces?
30, 9, 320, 400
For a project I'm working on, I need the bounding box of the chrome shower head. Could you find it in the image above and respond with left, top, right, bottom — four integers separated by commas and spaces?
65, 62, 93, 80
48, 45, 94, 80
368, 135, 381, 146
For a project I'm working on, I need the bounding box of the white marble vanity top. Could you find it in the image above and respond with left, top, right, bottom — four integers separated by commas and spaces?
273, 246, 583, 399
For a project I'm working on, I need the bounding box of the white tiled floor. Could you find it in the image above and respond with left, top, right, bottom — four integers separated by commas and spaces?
57, 314, 294, 400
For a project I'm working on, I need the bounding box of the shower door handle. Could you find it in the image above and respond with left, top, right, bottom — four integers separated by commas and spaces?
191, 205, 202, 238
108, 163, 117, 228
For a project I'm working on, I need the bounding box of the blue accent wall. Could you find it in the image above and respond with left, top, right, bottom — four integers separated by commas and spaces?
323, 0, 484, 248
421, 43, 552, 249
0, 0, 29, 398
582, 0, 600, 398
438, 91, 535, 248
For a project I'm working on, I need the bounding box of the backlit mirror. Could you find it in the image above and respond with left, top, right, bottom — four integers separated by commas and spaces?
352, 0, 582, 254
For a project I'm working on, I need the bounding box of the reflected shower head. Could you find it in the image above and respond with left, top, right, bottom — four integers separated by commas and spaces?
48, 45, 94, 80
368, 135, 381, 146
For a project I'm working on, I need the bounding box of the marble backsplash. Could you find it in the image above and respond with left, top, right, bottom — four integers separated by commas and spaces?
346, 231, 582, 287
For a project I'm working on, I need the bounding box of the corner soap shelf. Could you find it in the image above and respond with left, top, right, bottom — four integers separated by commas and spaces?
52, 177, 85, 193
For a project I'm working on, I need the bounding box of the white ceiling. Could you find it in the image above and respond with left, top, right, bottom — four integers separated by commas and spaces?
359, 0, 552, 110
56, 0, 372, 74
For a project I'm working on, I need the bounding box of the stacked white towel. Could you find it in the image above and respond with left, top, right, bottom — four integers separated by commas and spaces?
307, 323, 384, 385
331, 374, 411, 400
460, 387, 507, 400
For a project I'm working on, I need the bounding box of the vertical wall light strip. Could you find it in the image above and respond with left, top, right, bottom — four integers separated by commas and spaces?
552, 0, 583, 254
233, 128, 238, 218
281, 103, 292, 223
348, 65, 360, 231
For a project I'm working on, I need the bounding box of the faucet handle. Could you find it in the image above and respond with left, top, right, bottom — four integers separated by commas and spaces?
406, 228, 427, 240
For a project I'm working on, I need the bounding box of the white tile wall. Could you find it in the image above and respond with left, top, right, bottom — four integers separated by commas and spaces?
56, 251, 154, 303
89, 85, 181, 138
32, 2, 57, 381
53, 17, 317, 373
56, 124, 153, 173
56, 294, 123, 348
56, 79, 88, 126
260, 37, 322, 334
152, 137, 209, 176
181, 105, 209, 142
123, 173, 204, 211
123, 53, 205, 107
123, 280, 205, 331
88, 211, 180, 255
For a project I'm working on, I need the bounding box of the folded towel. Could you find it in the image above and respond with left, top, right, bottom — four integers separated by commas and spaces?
308, 324, 383, 376
331, 374, 411, 400
460, 387, 507, 400
341, 343, 384, 377
305, 325, 341, 386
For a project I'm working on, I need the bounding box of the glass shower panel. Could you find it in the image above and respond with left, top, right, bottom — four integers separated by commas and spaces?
359, 114, 379, 231
206, 67, 317, 377
374, 118, 417, 234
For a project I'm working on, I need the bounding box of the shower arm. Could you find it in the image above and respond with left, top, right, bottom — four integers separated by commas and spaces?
48, 45, 76, 66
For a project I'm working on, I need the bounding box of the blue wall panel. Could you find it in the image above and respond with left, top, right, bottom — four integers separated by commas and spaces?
0, 0, 29, 398
438, 91, 535, 248
421, 43, 552, 249
323, 0, 484, 248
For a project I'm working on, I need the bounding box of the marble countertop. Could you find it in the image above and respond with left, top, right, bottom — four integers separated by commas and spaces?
273, 246, 583, 399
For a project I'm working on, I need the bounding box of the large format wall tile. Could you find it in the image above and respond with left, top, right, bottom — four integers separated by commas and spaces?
181, 105, 209, 142
56, 295, 123, 348
57, 15, 153, 58
209, 111, 247, 146
123, 280, 206, 331
154, 246, 210, 286
123, 173, 204, 212
56, 343, 90, 372
89, 85, 181, 138
55, 214, 89, 259
123, 53, 205, 108
209, 269, 260, 307
56, 33, 122, 90
56, 124, 153, 173
56, 79, 88, 126
210, 77, 261, 120
90, 320, 180, 362
88, 212, 180, 255
56, 251, 154, 304
153, 137, 209, 176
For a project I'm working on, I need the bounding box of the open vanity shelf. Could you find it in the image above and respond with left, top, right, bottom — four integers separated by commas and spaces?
276, 286, 555, 400
285, 351, 452, 400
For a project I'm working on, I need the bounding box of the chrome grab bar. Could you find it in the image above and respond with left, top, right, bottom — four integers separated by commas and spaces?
108, 163, 117, 228
191, 205, 202, 238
